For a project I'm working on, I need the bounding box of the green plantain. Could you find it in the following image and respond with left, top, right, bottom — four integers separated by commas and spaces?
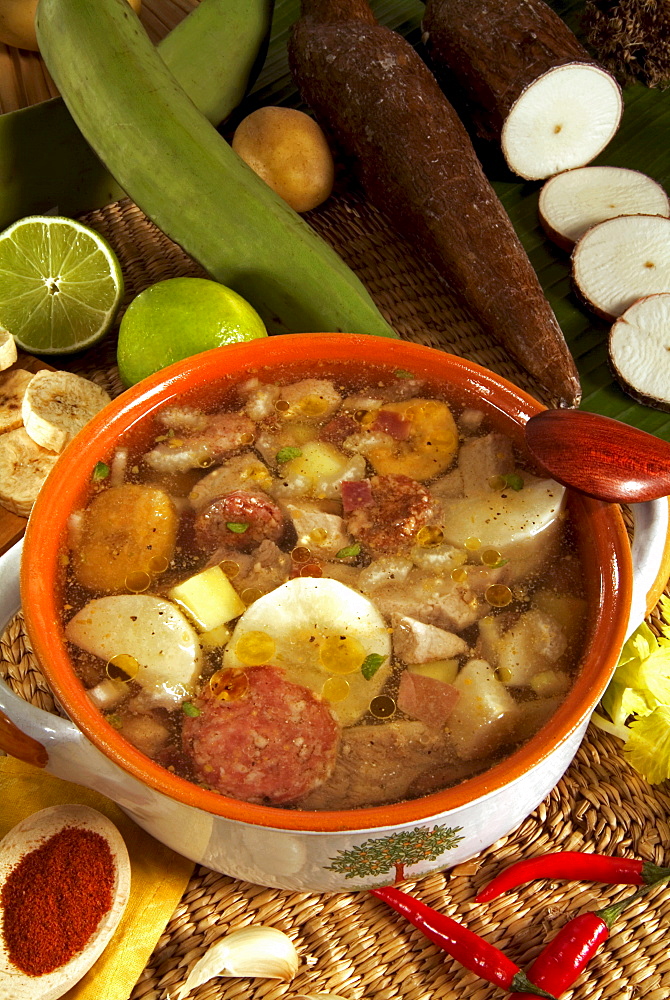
35, 0, 397, 337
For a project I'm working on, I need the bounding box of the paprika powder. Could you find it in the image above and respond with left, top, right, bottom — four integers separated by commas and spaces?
1, 824, 115, 976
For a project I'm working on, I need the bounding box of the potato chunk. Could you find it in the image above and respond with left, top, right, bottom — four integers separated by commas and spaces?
72, 484, 178, 591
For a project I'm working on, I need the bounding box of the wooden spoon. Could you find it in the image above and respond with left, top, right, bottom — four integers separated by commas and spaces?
524, 409, 670, 503
0, 804, 130, 1000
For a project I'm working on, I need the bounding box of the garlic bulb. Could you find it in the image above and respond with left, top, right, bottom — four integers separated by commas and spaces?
173, 926, 300, 999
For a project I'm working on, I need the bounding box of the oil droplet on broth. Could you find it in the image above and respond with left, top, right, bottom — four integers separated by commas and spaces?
322, 676, 350, 702
486, 584, 513, 608
481, 548, 502, 567
107, 653, 139, 682
241, 587, 263, 605
291, 546, 311, 564
465, 536, 481, 551
235, 630, 276, 665
125, 570, 151, 592
451, 566, 468, 583
319, 634, 366, 675
415, 525, 444, 547
370, 695, 396, 719
210, 668, 249, 701
299, 563, 323, 578
149, 554, 169, 574
220, 560, 240, 579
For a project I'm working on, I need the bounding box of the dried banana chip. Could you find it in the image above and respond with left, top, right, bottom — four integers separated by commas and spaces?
0, 369, 34, 435
0, 427, 59, 516
0, 330, 17, 371
22, 369, 111, 453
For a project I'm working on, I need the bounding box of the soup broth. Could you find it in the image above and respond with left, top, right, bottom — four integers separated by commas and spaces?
61, 360, 587, 810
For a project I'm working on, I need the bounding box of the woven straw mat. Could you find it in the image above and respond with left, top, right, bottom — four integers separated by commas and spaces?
3, 1, 670, 998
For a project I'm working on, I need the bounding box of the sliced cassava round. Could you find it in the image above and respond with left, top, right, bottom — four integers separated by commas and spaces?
572, 214, 670, 320
0, 330, 17, 371
0, 427, 58, 516
608, 293, 670, 412
22, 369, 111, 453
539, 166, 670, 251
422, 0, 623, 181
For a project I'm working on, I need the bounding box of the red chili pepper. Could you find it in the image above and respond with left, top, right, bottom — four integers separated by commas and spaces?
507, 884, 663, 1000
475, 851, 670, 903
371, 885, 557, 998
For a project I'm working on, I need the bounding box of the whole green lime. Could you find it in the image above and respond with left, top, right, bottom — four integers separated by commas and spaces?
117, 277, 267, 387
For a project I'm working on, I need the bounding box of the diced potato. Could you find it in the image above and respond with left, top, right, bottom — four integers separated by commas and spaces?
282, 439, 349, 489
198, 623, 232, 648
72, 484, 178, 592
408, 659, 459, 685
530, 669, 571, 698
532, 591, 587, 652
447, 658, 518, 760
66, 595, 202, 708
168, 565, 245, 631
496, 609, 568, 687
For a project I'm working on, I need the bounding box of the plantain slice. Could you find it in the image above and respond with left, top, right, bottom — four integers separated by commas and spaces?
0, 369, 34, 435
22, 369, 111, 453
0, 331, 17, 372
0, 427, 59, 516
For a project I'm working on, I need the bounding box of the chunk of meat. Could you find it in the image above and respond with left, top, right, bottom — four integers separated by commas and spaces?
278, 378, 341, 420
72, 484, 178, 591
299, 720, 461, 809
182, 665, 340, 805
237, 378, 281, 420
458, 433, 516, 495
188, 454, 273, 511
397, 671, 460, 731
391, 614, 469, 663
319, 411, 359, 447
208, 539, 292, 595
284, 501, 352, 558
195, 490, 285, 553
347, 474, 437, 556
372, 568, 483, 631
144, 410, 255, 473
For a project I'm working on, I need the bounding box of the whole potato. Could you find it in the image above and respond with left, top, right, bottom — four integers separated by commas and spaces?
232, 106, 335, 213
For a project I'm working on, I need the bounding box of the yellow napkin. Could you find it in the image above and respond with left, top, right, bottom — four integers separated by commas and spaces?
0, 755, 194, 1000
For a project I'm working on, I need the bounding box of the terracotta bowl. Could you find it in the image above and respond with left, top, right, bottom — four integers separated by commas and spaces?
0, 334, 656, 890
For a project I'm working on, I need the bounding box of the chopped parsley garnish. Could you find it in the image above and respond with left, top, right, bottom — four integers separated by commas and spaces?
276, 446, 302, 463
361, 653, 387, 680
182, 702, 201, 717
502, 473, 524, 491
394, 369, 415, 379
335, 543, 361, 559
92, 461, 110, 481
226, 522, 249, 534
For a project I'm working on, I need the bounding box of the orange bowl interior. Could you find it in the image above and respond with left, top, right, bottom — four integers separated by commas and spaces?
21, 334, 632, 832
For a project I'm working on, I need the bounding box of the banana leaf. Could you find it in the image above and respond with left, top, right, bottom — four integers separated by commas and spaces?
249, 0, 670, 441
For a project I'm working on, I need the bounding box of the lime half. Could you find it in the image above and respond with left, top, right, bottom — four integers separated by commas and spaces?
0, 215, 124, 355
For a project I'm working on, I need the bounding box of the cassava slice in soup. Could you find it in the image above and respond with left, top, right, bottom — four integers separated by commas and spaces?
61, 361, 589, 809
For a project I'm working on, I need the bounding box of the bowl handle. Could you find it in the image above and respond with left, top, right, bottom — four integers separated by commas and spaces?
0, 538, 132, 794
